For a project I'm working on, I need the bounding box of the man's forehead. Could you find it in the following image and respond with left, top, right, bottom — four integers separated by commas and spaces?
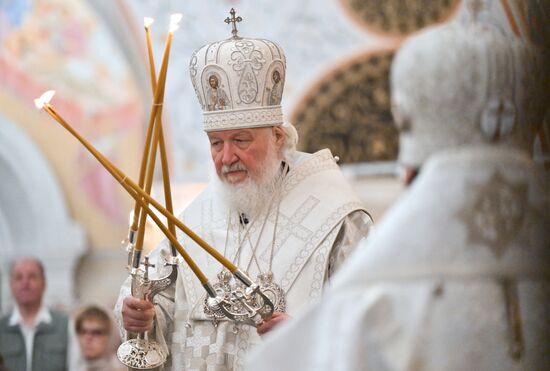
82, 318, 108, 327
12, 259, 42, 275
207, 127, 267, 138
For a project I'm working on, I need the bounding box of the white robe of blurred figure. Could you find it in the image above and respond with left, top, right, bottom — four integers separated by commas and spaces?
246, 20, 550, 371
246, 146, 550, 371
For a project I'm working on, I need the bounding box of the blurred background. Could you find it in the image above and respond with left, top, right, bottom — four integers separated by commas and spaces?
0, 0, 547, 312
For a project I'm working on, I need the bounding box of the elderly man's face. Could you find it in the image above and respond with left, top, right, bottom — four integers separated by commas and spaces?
208, 126, 285, 184
10, 259, 45, 307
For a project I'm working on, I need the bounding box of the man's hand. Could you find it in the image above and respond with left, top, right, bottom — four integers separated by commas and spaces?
121, 296, 155, 333
256, 312, 290, 336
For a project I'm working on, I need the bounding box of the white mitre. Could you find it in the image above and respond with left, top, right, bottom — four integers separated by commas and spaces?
391, 23, 542, 167
189, 9, 286, 132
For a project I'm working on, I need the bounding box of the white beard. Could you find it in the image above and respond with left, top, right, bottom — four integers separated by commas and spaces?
212, 145, 283, 219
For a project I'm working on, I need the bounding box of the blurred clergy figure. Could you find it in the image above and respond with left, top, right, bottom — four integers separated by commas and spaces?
246, 21, 550, 371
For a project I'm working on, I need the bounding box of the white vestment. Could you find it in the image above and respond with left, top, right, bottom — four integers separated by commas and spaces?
247, 146, 550, 371
116, 149, 372, 370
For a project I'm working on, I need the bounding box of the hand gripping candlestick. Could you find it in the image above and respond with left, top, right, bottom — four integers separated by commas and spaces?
117, 257, 175, 369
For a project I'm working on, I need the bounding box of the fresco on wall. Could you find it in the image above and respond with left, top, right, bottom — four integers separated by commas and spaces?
293, 51, 398, 163
340, 0, 461, 36
0, 0, 142, 225
293, 0, 462, 164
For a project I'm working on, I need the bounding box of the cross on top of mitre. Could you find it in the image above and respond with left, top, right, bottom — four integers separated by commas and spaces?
224, 8, 243, 39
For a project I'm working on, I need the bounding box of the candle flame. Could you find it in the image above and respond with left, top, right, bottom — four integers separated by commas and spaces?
34, 90, 56, 109
144, 17, 154, 28
169, 13, 182, 33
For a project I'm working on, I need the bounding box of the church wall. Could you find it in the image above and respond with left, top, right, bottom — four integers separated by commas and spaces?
0, 0, 146, 251
0, 89, 138, 249
0, 113, 86, 311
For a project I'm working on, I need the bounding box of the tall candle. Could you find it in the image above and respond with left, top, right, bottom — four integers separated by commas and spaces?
134, 13, 182, 253
144, 17, 156, 89
35, 91, 238, 277
144, 16, 178, 242
129, 16, 157, 234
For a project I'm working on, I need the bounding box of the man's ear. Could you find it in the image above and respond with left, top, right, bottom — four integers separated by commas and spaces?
402, 166, 419, 186
272, 125, 285, 147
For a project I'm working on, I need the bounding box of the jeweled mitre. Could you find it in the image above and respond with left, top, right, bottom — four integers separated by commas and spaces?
189, 13, 286, 132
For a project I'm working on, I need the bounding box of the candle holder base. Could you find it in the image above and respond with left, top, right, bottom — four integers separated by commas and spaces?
117, 338, 166, 369
203, 270, 279, 327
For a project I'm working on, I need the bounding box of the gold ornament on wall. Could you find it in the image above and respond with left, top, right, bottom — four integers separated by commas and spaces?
340, 0, 461, 36
293, 51, 398, 164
